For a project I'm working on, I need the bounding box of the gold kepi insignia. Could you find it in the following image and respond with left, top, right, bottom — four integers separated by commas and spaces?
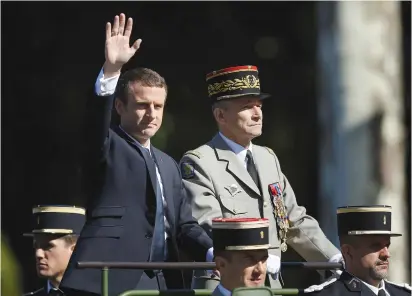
260, 231, 264, 239
269, 182, 289, 252
383, 215, 386, 225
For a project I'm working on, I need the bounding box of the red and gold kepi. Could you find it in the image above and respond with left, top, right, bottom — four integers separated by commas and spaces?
206, 65, 270, 102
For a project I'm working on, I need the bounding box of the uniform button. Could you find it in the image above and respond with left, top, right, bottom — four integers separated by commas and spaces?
145, 232, 153, 239
264, 202, 268, 207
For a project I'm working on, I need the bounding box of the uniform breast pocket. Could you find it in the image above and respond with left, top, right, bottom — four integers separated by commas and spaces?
219, 194, 249, 217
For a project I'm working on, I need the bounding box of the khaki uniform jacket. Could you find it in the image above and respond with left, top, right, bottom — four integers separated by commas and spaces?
180, 133, 340, 288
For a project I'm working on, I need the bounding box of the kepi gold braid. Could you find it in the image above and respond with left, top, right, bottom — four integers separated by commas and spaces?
208, 75, 260, 97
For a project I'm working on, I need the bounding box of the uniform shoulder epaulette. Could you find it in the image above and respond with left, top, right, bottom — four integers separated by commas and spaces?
183, 150, 202, 159
303, 274, 339, 293
23, 287, 44, 296
264, 146, 276, 157
386, 280, 412, 291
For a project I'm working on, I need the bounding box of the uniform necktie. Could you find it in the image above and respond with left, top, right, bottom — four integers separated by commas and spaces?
141, 148, 165, 262
246, 150, 260, 189
377, 289, 386, 296
49, 288, 62, 296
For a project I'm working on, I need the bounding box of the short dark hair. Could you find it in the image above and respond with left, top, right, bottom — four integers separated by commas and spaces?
115, 68, 168, 104
339, 235, 361, 248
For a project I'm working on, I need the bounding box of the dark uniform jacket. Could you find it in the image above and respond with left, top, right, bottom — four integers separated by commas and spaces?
301, 271, 411, 296
23, 287, 47, 296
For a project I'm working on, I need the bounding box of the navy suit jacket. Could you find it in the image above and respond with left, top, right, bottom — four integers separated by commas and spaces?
60, 92, 212, 296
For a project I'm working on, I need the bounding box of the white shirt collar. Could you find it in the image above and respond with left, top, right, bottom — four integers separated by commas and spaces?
219, 132, 252, 168
119, 125, 151, 152
361, 279, 387, 296
217, 284, 231, 296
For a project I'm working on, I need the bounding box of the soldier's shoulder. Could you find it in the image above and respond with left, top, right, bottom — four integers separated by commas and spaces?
182, 149, 203, 160
182, 144, 213, 160
254, 145, 277, 158
23, 287, 45, 296
302, 276, 342, 295
385, 280, 412, 293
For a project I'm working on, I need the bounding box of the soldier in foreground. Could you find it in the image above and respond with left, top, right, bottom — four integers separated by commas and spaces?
23, 205, 86, 296
303, 205, 411, 296
211, 218, 273, 296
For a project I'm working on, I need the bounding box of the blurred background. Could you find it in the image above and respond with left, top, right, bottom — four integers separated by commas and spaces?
2, 1, 411, 293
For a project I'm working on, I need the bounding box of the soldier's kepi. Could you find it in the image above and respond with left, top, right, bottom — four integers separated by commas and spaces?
337, 205, 401, 237
212, 218, 273, 251
211, 218, 274, 295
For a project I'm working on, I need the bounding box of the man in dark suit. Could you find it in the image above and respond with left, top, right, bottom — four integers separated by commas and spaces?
60, 13, 213, 296
23, 205, 86, 296
301, 205, 411, 296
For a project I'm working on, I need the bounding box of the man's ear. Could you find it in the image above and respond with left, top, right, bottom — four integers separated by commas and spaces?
341, 244, 352, 261
114, 97, 125, 115
213, 108, 225, 125
215, 256, 226, 271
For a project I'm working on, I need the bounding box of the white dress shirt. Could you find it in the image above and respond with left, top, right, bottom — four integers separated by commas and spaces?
94, 69, 213, 261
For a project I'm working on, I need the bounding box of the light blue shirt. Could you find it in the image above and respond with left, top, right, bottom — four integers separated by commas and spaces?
217, 284, 231, 296
219, 132, 253, 169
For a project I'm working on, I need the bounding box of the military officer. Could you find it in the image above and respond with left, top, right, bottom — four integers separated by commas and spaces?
23, 205, 86, 296
180, 65, 342, 289
302, 205, 411, 296
211, 217, 272, 296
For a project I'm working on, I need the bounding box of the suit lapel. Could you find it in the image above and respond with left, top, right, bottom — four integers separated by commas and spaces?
212, 134, 261, 196
114, 126, 158, 193
151, 147, 176, 230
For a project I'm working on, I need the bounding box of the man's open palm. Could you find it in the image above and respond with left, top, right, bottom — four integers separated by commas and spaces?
105, 13, 142, 66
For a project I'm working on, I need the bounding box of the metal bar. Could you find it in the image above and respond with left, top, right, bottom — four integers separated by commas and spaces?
119, 290, 211, 296
102, 267, 109, 296
118, 289, 300, 296
77, 261, 342, 270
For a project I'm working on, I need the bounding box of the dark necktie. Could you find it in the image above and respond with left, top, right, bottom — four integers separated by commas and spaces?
140, 148, 165, 262
377, 289, 386, 296
246, 150, 260, 189
49, 288, 62, 296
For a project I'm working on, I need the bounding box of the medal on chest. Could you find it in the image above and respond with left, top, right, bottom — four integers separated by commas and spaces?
269, 182, 290, 252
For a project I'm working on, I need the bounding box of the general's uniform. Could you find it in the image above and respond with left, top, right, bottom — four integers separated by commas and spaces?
180, 65, 340, 288
301, 205, 411, 296
22, 205, 86, 296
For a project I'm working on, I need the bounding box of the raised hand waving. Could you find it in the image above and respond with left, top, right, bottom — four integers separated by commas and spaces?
104, 13, 142, 76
